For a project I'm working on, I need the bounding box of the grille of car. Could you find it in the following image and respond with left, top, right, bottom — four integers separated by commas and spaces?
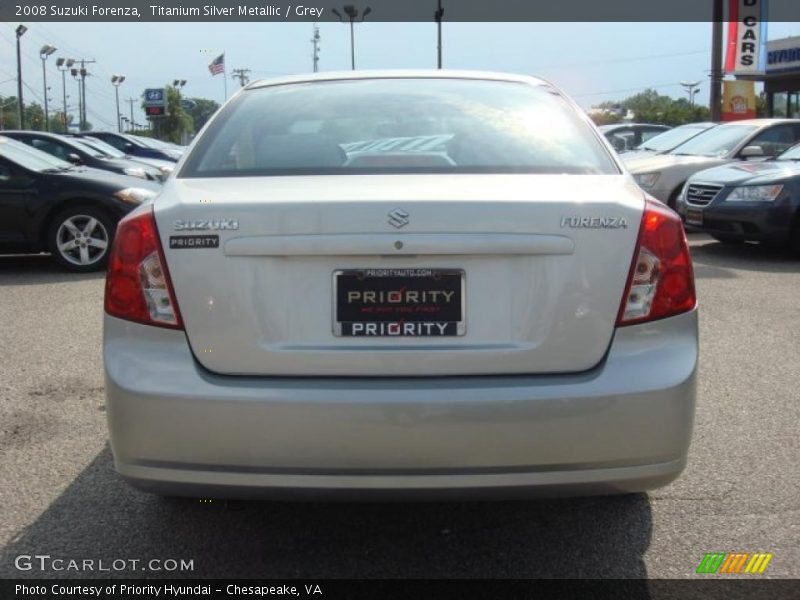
685, 183, 723, 206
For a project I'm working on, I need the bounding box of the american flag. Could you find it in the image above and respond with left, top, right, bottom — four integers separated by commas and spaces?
208, 53, 225, 76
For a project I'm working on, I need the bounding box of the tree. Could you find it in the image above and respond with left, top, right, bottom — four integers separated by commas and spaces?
142, 85, 193, 144
185, 97, 220, 132
591, 89, 711, 126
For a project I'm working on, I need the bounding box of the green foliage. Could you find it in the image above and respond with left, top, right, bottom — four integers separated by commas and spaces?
185, 97, 220, 132
0, 97, 75, 132
592, 89, 711, 126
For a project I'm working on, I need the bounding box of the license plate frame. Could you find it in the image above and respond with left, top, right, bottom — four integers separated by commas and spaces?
333, 268, 466, 337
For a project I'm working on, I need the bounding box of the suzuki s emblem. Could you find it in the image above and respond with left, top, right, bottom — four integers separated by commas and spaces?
387, 208, 409, 229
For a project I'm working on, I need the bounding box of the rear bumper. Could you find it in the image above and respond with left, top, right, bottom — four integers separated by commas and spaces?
103, 309, 698, 498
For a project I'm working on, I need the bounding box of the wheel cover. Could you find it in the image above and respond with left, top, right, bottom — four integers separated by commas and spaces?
55, 215, 109, 266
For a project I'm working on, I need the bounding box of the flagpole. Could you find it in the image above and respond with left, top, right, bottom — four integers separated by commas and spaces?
223, 51, 228, 101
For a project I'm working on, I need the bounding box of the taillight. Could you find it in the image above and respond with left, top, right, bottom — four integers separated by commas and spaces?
617, 198, 696, 326
104, 206, 183, 329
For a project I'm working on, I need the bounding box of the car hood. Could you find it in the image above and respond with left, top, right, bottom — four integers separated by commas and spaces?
621, 149, 658, 160
125, 156, 174, 170
53, 166, 161, 191
100, 157, 161, 174
689, 160, 800, 186
623, 153, 728, 174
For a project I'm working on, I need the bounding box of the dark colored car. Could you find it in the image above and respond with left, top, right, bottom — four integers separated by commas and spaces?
676, 141, 800, 252
598, 123, 671, 152
0, 136, 160, 271
2, 130, 164, 182
78, 132, 183, 162
73, 135, 175, 178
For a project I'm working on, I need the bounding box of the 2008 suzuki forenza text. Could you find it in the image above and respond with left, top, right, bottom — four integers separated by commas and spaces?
103, 71, 698, 499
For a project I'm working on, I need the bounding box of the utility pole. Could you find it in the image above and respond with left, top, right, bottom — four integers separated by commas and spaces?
231, 68, 251, 87
127, 97, 135, 129
710, 0, 723, 122
16, 25, 27, 129
435, 0, 444, 69
311, 25, 321, 72
70, 69, 82, 130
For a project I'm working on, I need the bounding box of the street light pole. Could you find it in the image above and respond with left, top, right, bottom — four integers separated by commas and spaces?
15, 25, 27, 129
40, 45, 57, 131
56, 58, 74, 131
680, 81, 701, 107
332, 5, 371, 70
111, 75, 125, 133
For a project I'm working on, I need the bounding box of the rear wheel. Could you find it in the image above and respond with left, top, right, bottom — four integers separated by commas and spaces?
47, 206, 116, 272
711, 234, 744, 245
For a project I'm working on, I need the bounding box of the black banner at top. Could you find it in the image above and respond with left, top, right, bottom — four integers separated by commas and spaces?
3, 0, 800, 22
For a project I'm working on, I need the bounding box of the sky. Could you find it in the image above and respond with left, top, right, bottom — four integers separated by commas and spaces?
1, 21, 799, 130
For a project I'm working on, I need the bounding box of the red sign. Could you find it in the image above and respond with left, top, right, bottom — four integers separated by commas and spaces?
145, 106, 166, 117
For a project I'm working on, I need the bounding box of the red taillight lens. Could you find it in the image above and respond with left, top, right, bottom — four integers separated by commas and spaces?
617, 198, 696, 326
104, 206, 183, 329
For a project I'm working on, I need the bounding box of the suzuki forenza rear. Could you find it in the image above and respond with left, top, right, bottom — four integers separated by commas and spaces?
103, 71, 697, 498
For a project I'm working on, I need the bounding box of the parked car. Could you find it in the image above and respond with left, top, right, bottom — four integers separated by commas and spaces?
2, 130, 163, 182
676, 141, 800, 252
0, 136, 159, 271
79, 132, 183, 162
625, 119, 800, 207
598, 123, 671, 152
71, 135, 175, 179
623, 122, 718, 160
104, 71, 697, 499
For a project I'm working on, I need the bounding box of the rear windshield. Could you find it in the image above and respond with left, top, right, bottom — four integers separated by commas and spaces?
180, 78, 618, 177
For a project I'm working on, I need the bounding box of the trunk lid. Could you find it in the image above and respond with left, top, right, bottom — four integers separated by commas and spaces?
156, 174, 643, 376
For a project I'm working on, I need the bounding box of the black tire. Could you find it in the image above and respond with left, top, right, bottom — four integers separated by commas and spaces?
46, 206, 116, 272
711, 234, 744, 245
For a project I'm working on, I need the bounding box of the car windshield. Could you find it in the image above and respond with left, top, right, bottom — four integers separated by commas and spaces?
130, 135, 166, 149
0, 136, 73, 171
777, 143, 800, 160
182, 78, 618, 177
669, 123, 758, 157
66, 138, 107, 158
637, 124, 714, 152
75, 136, 125, 158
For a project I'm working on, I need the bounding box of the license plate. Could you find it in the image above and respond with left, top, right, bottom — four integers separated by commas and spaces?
685, 207, 703, 226
334, 268, 465, 337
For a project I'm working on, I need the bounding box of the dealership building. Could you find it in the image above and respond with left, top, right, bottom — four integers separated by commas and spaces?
738, 35, 800, 117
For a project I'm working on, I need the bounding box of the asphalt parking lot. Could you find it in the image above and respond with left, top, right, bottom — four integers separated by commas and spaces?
0, 233, 798, 579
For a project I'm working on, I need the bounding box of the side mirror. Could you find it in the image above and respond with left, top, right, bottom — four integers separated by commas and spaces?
67, 153, 83, 165
740, 145, 764, 159
124, 143, 135, 152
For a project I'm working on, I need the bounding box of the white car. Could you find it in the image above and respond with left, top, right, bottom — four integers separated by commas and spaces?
103, 71, 698, 498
